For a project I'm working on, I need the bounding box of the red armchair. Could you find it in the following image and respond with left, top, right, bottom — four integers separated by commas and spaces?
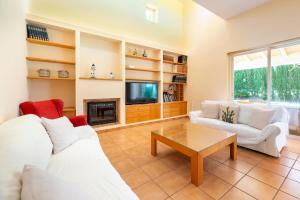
19, 99, 87, 127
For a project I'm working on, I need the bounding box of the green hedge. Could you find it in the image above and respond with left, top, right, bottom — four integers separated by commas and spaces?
234, 64, 300, 103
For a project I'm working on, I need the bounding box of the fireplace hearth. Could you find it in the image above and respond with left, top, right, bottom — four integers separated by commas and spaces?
86, 100, 117, 126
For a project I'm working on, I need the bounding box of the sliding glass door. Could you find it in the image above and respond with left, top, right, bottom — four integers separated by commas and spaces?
271, 44, 300, 103
231, 41, 300, 136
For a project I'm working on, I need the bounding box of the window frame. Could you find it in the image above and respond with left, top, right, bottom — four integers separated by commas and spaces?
229, 37, 300, 106
145, 4, 159, 24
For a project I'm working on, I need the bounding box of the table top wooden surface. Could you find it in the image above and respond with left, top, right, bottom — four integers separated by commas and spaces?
151, 122, 236, 152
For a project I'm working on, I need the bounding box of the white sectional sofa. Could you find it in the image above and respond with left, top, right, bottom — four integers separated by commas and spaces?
0, 115, 138, 200
189, 101, 289, 157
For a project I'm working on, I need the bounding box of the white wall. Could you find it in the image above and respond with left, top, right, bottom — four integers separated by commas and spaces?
28, 0, 185, 50
185, 0, 300, 110
0, 0, 28, 122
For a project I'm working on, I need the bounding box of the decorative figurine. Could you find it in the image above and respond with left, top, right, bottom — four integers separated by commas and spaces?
133, 48, 138, 56
142, 49, 148, 57
109, 72, 115, 79
90, 64, 96, 78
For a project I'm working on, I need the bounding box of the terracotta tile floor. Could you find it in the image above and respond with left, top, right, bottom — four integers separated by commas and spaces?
98, 118, 300, 200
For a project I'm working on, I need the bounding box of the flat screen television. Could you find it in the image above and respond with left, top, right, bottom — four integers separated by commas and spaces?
126, 82, 158, 105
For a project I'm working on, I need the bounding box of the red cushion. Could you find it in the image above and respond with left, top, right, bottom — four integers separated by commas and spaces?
20, 99, 88, 127
69, 115, 88, 127
32, 101, 61, 119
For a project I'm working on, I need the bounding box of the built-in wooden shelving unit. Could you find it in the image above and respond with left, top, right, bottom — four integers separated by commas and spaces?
26, 57, 75, 65
26, 20, 76, 113
26, 38, 75, 49
162, 51, 188, 117
79, 77, 123, 81
26, 17, 188, 126
125, 54, 160, 62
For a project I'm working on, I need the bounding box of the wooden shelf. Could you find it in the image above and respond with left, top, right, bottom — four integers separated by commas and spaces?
126, 67, 160, 73
63, 107, 76, 112
26, 57, 75, 65
164, 71, 187, 75
126, 54, 160, 62
126, 78, 160, 82
163, 101, 187, 104
163, 60, 186, 65
79, 77, 123, 81
27, 76, 75, 81
27, 38, 75, 49
163, 82, 186, 85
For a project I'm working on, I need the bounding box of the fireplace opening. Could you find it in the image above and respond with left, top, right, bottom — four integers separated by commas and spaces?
87, 101, 117, 126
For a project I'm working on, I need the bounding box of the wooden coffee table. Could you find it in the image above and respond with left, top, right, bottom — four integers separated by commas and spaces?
151, 122, 237, 186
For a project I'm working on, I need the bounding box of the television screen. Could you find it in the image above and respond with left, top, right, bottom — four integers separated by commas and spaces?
126, 82, 158, 105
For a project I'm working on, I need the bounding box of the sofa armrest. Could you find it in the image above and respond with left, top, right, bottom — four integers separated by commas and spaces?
189, 110, 203, 121
239, 122, 288, 145
69, 115, 88, 127
254, 122, 288, 144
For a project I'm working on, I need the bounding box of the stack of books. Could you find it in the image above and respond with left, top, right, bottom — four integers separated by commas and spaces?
172, 75, 187, 83
27, 24, 49, 41
163, 92, 177, 102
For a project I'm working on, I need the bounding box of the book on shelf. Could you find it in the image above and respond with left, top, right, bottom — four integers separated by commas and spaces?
163, 92, 177, 102
27, 24, 49, 41
172, 75, 187, 83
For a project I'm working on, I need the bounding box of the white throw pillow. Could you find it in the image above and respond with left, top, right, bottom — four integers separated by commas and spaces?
21, 165, 92, 200
247, 108, 275, 130
0, 115, 53, 200
201, 101, 220, 119
219, 104, 240, 124
238, 104, 256, 125
42, 117, 79, 154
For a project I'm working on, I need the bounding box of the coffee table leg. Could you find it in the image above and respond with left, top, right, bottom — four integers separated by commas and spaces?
191, 153, 203, 186
230, 138, 237, 160
151, 135, 157, 156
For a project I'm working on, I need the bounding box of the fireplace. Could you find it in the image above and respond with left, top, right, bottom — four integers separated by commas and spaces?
86, 100, 118, 126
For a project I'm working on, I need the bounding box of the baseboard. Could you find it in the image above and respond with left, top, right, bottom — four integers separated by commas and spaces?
97, 115, 188, 133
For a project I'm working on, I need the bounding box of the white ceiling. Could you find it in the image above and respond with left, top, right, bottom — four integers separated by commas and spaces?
193, 0, 272, 19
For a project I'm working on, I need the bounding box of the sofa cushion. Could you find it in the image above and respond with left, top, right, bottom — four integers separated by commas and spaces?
247, 108, 276, 130
219, 104, 239, 124
42, 117, 79, 154
238, 104, 256, 125
201, 101, 220, 119
33, 101, 61, 119
46, 127, 139, 200
21, 165, 92, 200
0, 115, 53, 200
194, 117, 261, 139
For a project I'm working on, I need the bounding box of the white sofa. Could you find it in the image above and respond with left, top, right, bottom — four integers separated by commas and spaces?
189, 102, 289, 157
0, 115, 138, 200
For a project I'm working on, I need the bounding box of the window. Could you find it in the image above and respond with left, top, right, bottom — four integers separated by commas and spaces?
232, 40, 300, 104
271, 45, 300, 103
145, 5, 158, 23
233, 50, 268, 101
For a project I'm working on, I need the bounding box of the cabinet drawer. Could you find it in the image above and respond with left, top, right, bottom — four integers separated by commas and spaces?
126, 103, 160, 124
